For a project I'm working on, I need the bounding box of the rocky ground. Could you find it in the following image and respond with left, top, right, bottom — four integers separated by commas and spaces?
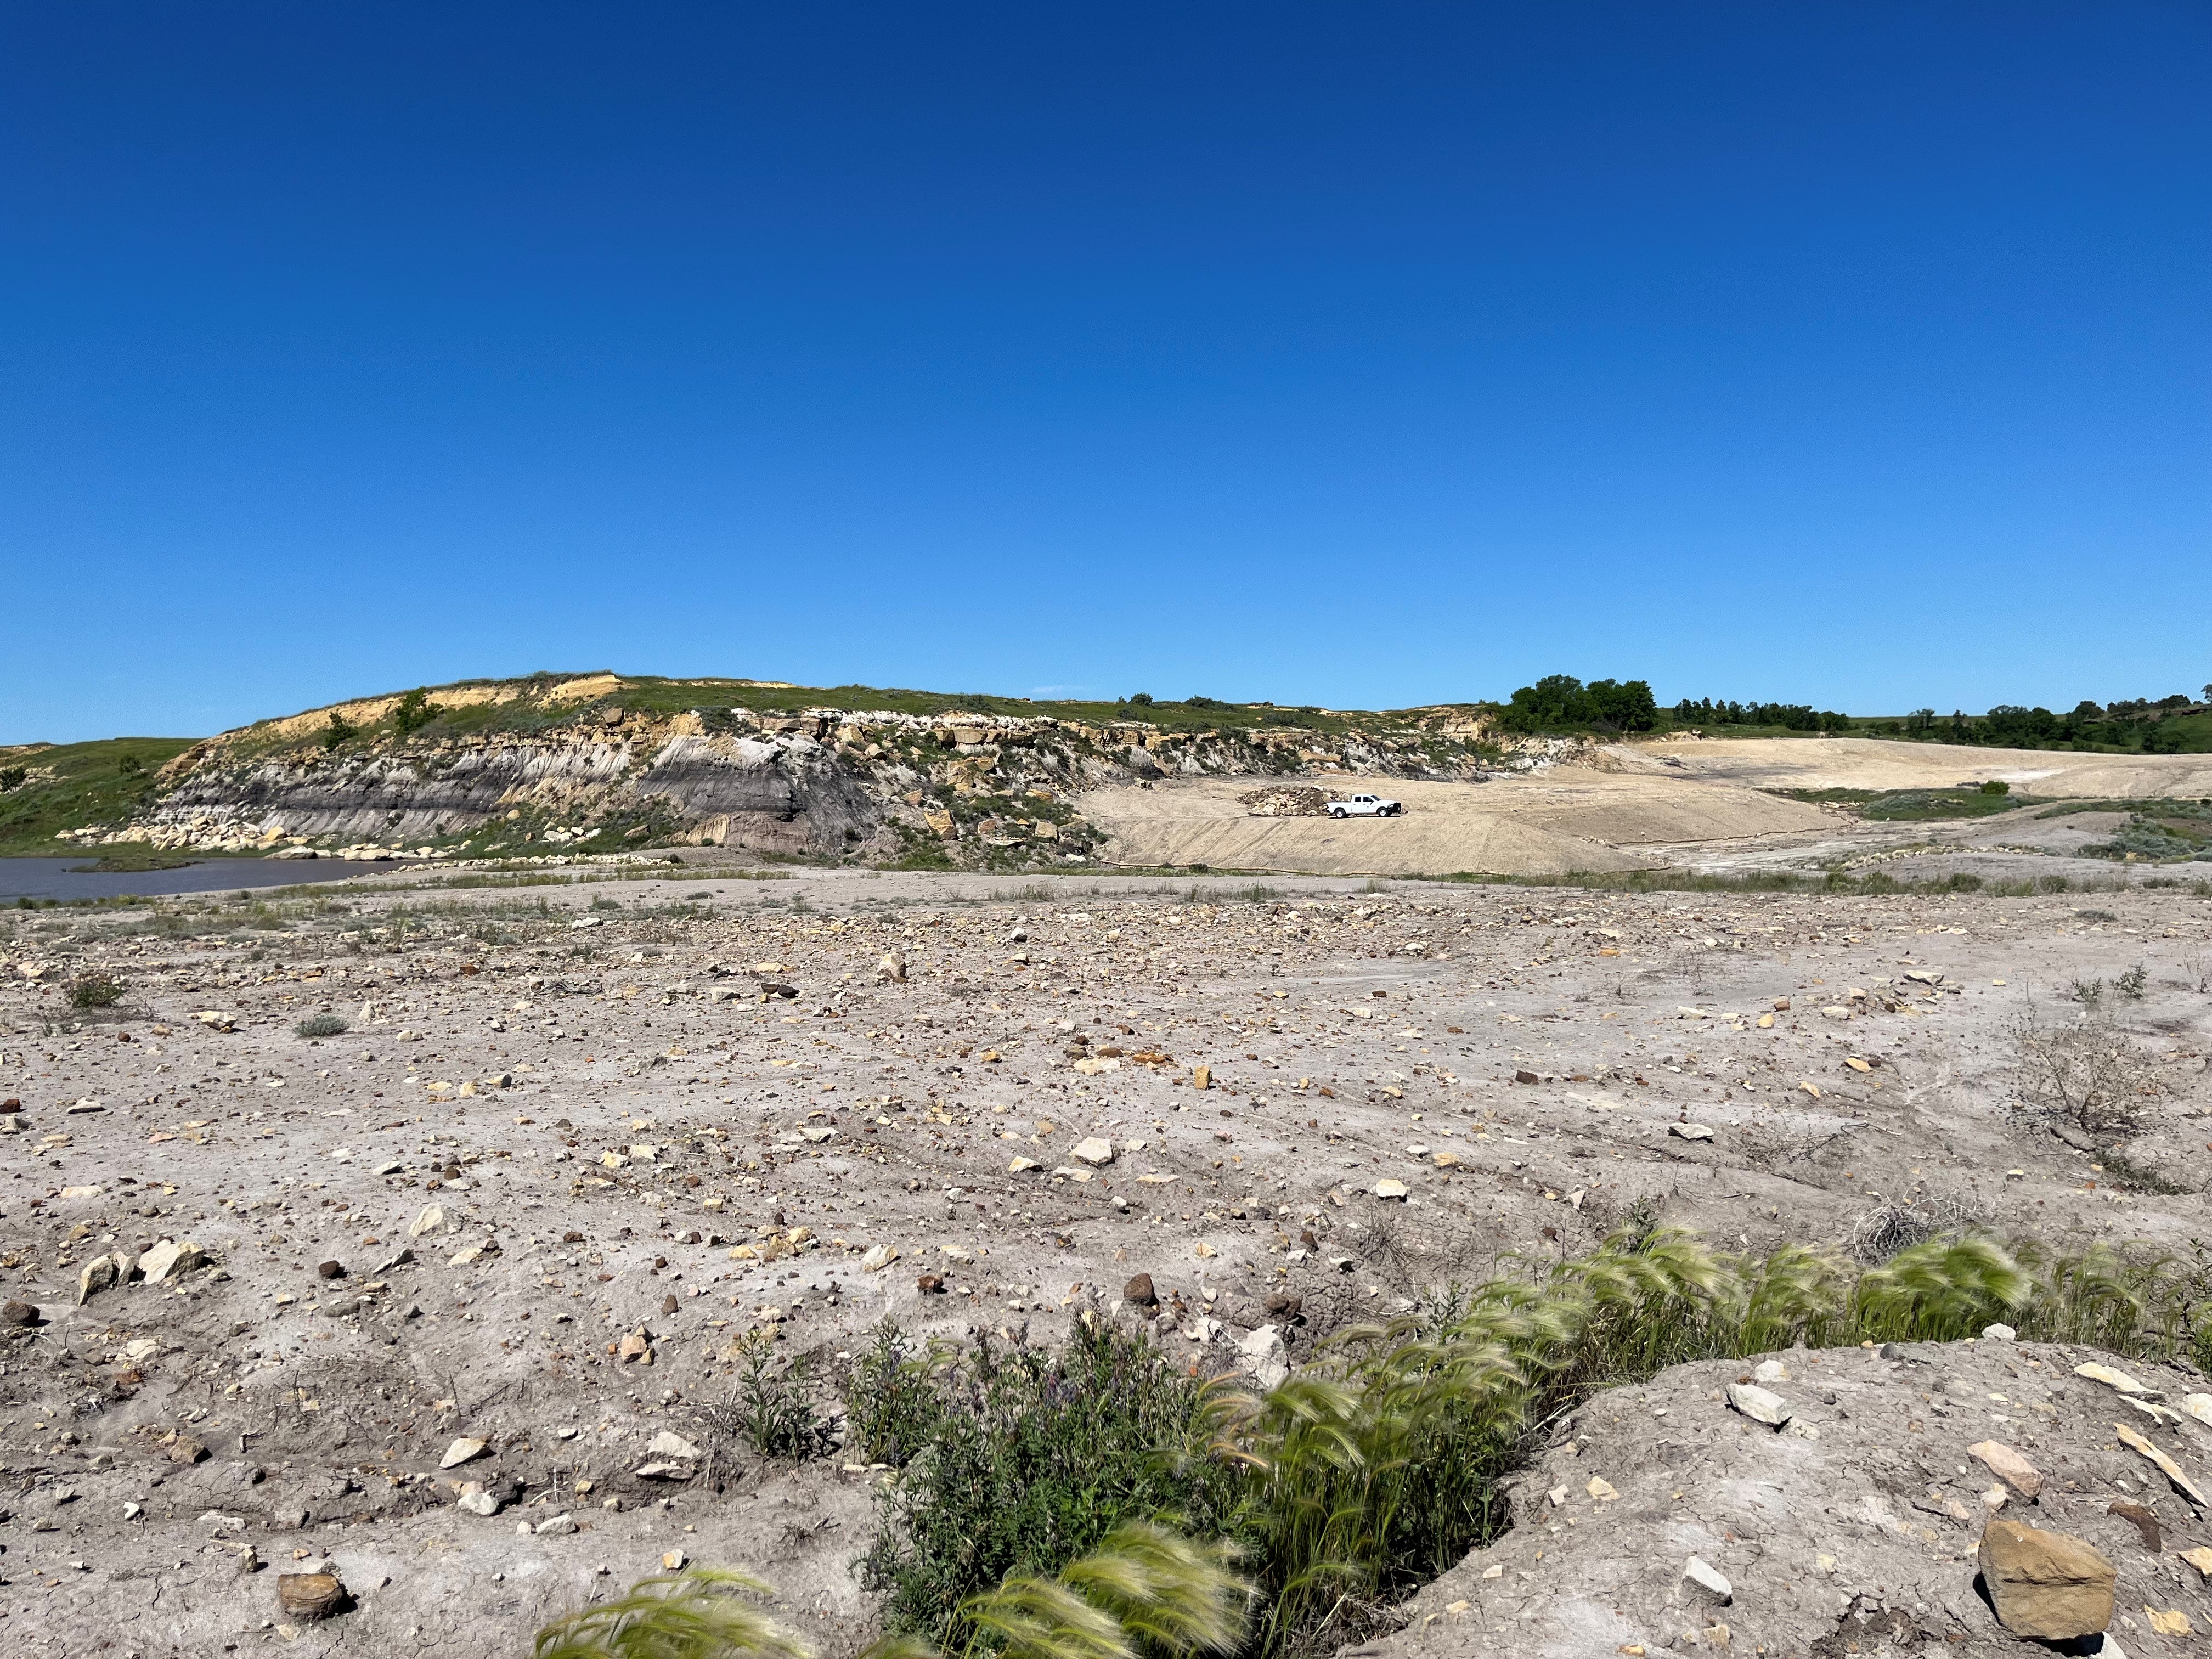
0, 864, 2207, 1656
1367, 1340, 2212, 1657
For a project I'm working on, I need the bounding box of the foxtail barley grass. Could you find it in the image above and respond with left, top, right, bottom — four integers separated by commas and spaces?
541, 1223, 2212, 1659
532, 1567, 811, 1659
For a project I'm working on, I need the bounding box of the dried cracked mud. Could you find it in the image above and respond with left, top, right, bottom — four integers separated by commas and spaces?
1, 865, 2207, 1656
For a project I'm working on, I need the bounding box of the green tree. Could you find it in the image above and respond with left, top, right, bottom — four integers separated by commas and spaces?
392, 687, 438, 735
1584, 678, 1657, 731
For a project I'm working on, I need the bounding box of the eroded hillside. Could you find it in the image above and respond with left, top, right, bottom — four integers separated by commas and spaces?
49, 675, 1498, 868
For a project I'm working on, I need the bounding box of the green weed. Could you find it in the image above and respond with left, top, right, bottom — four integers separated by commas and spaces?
854, 1322, 1244, 1647
533, 1567, 809, 1659
719, 1335, 836, 1460
66, 970, 127, 1009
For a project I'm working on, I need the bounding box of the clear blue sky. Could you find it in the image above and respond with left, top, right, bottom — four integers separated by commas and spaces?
4, 3, 2207, 743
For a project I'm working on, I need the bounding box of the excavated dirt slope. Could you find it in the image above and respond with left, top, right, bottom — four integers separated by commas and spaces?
1649, 737, 2212, 800
1080, 774, 1845, 876
0, 867, 2205, 1656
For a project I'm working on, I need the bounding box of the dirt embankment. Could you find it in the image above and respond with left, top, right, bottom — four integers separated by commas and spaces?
1372, 1340, 2212, 1658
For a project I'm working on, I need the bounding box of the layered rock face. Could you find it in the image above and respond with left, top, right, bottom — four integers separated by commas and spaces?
58, 687, 1497, 862
139, 730, 879, 857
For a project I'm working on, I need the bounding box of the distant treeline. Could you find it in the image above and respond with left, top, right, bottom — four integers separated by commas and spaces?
1496, 675, 1658, 733
1876, 691, 2211, 753
1496, 676, 2211, 753
1671, 697, 1851, 733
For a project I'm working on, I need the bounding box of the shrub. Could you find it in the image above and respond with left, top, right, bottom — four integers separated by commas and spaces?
839, 1222, 2212, 1659
855, 1321, 1243, 1645
67, 972, 127, 1009
1980, 780, 2010, 795
718, 1335, 836, 1460
2010, 1011, 2160, 1139
392, 687, 438, 735
845, 1321, 952, 1468
295, 1013, 349, 1039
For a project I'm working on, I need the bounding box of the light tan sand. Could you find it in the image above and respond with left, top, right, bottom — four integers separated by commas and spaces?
1643, 734, 2212, 797
1077, 774, 1834, 875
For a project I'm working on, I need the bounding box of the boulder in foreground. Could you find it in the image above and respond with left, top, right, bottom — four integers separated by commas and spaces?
1977, 1518, 2114, 1640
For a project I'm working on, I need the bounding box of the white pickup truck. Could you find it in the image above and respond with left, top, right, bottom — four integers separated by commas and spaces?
1327, 792, 1403, 818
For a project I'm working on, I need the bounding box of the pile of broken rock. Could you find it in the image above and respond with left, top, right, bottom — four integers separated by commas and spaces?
1363, 1338, 2212, 1657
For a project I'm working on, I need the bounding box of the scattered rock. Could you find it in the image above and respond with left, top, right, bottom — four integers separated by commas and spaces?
1680, 1557, 1731, 1605
1071, 1136, 1115, 1166
1967, 1440, 2042, 1499
1240, 786, 1328, 817
2076, 1361, 2157, 1398
315, 1260, 346, 1280
439, 1437, 488, 1470
859, 1245, 899, 1272
915, 1274, 945, 1295
408, 1204, 445, 1239
2107, 1500, 2161, 1551
278, 1571, 351, 1622
1238, 1324, 1290, 1389
1977, 1518, 2115, 1640
1373, 1179, 1408, 1200
76, 1253, 123, 1305
0, 1301, 38, 1327
2115, 1423, 2210, 1506
1667, 1122, 1715, 1142
1124, 1273, 1158, 1307
534, 1514, 578, 1537
647, 1430, 702, 1460
1725, 1383, 1792, 1427
137, 1239, 208, 1284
